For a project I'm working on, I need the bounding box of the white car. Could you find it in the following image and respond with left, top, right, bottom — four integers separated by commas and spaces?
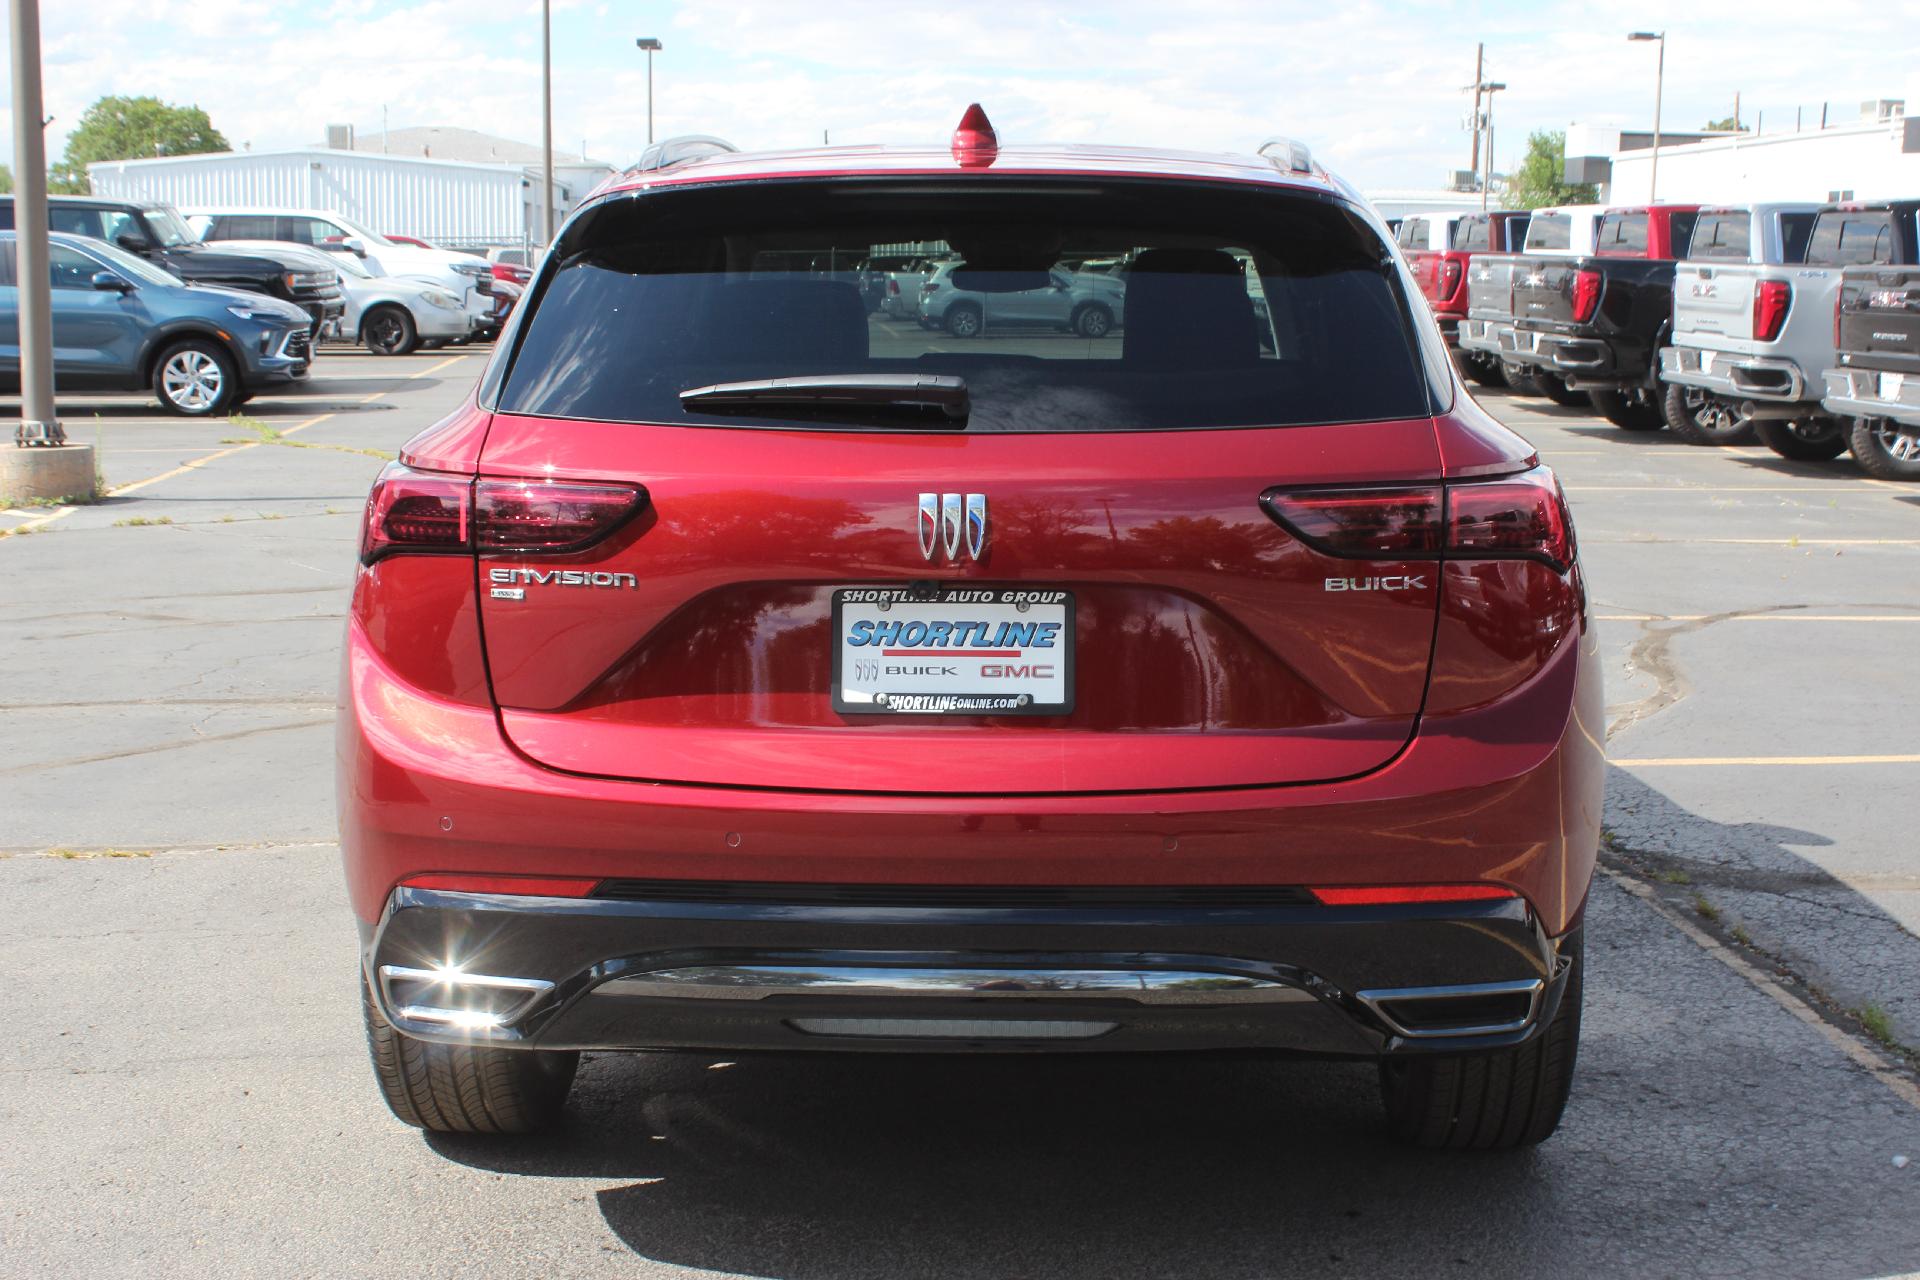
185, 208, 493, 323
211, 240, 483, 355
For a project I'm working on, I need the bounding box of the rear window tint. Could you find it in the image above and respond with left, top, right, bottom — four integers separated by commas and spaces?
1688, 213, 1751, 261
1779, 213, 1816, 263
1453, 217, 1490, 251
1595, 212, 1649, 256
1524, 214, 1570, 250
1806, 211, 1896, 266
496, 180, 1440, 433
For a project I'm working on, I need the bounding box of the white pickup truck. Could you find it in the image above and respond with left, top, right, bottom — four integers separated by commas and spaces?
1658, 203, 1851, 457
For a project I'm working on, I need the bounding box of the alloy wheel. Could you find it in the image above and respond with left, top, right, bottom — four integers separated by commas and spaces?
1873, 420, 1920, 462
161, 350, 225, 412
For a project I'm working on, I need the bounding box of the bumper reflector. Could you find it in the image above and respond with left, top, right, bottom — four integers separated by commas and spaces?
789, 1017, 1115, 1040
399, 873, 603, 897
1309, 884, 1519, 906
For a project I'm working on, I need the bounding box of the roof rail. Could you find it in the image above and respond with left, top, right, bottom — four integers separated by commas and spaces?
1256, 136, 1316, 175
629, 134, 740, 175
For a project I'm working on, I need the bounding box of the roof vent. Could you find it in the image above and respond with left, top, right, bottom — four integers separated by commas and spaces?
1256, 136, 1315, 174
630, 134, 739, 174
951, 104, 999, 168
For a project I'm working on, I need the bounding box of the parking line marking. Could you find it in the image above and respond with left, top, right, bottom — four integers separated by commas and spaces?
1602, 867, 1920, 1113
1597, 614, 1920, 622
1614, 754, 1920, 767
1595, 538, 1920, 546
1569, 485, 1898, 494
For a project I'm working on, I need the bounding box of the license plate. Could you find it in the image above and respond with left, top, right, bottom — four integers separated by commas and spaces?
1882, 372, 1906, 399
832, 586, 1074, 716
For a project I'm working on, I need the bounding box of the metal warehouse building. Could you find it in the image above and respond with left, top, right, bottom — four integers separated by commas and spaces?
88, 144, 613, 248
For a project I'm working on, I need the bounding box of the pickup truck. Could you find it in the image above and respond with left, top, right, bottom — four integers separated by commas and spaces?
1457, 205, 1604, 402
1819, 201, 1920, 478
0, 195, 345, 341
1503, 203, 1702, 430
1658, 204, 1838, 452
1399, 208, 1530, 387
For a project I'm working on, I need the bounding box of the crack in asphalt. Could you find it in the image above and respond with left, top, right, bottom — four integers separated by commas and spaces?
1605, 603, 1816, 739
0, 717, 334, 777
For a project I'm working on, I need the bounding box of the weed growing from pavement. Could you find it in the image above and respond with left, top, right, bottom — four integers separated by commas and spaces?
1856, 1003, 1902, 1050
47, 848, 152, 859
1691, 892, 1720, 921
1658, 867, 1692, 885
224, 413, 394, 461
112, 516, 173, 527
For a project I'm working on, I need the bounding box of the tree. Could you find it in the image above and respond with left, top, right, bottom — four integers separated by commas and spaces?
0, 164, 12, 194
1702, 116, 1741, 132
49, 96, 229, 194
1504, 129, 1598, 210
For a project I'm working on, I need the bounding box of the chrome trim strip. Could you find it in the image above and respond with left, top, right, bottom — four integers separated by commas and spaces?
789, 1017, 1117, 1040
595, 964, 1311, 1006
1354, 977, 1544, 1040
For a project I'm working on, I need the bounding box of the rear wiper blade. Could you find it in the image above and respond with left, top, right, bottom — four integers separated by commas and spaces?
679, 374, 968, 424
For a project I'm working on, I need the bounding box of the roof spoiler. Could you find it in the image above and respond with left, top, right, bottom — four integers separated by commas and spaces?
1256, 137, 1316, 175
628, 134, 740, 175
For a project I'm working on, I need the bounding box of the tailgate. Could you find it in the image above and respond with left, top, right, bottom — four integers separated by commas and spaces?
1511, 257, 1578, 327
1839, 267, 1920, 374
1674, 263, 1756, 341
1467, 256, 1518, 320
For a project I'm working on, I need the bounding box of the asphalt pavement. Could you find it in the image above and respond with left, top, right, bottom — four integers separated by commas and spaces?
2, 358, 1917, 1277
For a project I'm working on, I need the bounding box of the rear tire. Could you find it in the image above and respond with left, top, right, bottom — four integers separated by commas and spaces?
1462, 354, 1506, 389
1662, 384, 1756, 446
361, 980, 578, 1134
1538, 373, 1587, 407
1755, 417, 1848, 462
1588, 387, 1665, 431
943, 302, 983, 339
1847, 416, 1920, 480
1378, 926, 1583, 1150
1501, 362, 1542, 396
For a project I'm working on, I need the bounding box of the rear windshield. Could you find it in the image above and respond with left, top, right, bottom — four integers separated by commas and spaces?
1453, 216, 1490, 251
1524, 213, 1571, 251
1595, 212, 1650, 256
494, 179, 1440, 432
1688, 212, 1751, 261
1805, 210, 1896, 266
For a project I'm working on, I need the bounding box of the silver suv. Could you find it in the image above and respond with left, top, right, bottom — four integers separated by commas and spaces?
917, 260, 1127, 338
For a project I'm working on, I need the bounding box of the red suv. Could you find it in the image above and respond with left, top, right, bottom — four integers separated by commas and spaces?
341, 109, 1601, 1149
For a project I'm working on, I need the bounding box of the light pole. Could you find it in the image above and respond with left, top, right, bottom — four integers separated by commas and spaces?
636, 38, 662, 145
1479, 82, 1507, 210
540, 0, 552, 247
1629, 31, 1665, 202
10, 0, 59, 445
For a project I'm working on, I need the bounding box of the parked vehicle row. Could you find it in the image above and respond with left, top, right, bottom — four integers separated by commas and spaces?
1422, 194, 1920, 478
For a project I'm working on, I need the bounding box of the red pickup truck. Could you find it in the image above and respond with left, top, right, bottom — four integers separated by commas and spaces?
1394, 209, 1531, 387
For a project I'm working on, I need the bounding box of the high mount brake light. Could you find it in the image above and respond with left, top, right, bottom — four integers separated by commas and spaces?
951, 103, 999, 168
359, 463, 646, 564
1571, 269, 1602, 323
1262, 465, 1575, 571
1753, 279, 1791, 341
1310, 884, 1519, 906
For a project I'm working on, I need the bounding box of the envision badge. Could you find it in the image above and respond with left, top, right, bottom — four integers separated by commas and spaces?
917, 492, 988, 562
489, 566, 638, 596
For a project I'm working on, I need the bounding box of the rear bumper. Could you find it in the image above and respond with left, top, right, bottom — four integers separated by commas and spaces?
362, 886, 1576, 1058
1824, 366, 1920, 427
1456, 318, 1510, 355
1662, 346, 1810, 403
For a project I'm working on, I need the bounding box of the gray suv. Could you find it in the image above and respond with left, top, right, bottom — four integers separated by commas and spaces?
917, 260, 1127, 338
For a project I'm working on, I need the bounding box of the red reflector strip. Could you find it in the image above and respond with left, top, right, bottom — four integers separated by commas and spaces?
1309, 884, 1519, 906
400, 873, 603, 898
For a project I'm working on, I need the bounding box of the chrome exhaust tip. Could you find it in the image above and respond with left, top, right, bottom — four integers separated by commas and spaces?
377, 964, 553, 1030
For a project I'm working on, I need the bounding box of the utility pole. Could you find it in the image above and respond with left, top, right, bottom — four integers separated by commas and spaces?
1468, 43, 1484, 183
10, 0, 60, 446
540, 0, 553, 247
636, 38, 662, 145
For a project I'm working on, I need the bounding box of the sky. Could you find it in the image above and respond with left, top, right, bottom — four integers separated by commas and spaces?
9, 0, 1920, 191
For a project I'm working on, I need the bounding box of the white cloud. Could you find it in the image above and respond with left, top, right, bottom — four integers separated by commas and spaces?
10, 0, 1920, 189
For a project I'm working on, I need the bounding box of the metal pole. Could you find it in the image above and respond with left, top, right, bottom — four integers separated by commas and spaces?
1484, 104, 1494, 211
1468, 42, 1483, 182
540, 0, 552, 247
10, 0, 61, 445
647, 47, 655, 145
1649, 35, 1664, 202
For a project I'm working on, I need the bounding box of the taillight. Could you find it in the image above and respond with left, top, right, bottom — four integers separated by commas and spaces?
888, 279, 900, 295
1571, 269, 1602, 323
474, 479, 645, 552
1438, 259, 1463, 300
1262, 465, 1575, 571
1753, 280, 1791, 342
360, 462, 646, 564
361, 463, 469, 563
1310, 884, 1518, 906
923, 281, 941, 294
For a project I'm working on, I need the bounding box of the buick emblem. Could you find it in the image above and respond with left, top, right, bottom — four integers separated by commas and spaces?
917, 492, 987, 562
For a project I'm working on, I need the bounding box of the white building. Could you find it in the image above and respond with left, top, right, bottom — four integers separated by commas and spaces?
1563, 101, 1919, 205
88, 129, 618, 249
